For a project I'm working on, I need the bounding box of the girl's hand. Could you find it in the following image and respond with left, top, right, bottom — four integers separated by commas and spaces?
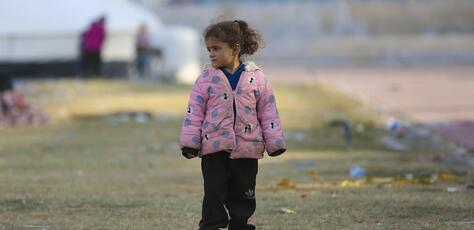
181, 147, 199, 159
269, 149, 286, 157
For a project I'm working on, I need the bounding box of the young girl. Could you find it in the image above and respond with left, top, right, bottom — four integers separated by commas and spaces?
179, 19, 286, 230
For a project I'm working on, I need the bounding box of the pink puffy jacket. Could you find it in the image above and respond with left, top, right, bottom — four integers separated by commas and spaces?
179, 62, 286, 159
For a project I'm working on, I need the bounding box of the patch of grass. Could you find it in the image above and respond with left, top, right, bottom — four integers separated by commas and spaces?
0, 79, 472, 229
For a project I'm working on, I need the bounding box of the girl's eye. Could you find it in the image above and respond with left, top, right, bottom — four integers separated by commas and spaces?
206, 47, 220, 52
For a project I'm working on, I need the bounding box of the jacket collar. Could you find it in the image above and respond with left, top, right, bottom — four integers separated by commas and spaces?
243, 61, 260, 71
204, 61, 260, 72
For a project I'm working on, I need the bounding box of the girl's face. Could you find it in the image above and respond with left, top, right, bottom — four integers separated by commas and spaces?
205, 36, 240, 70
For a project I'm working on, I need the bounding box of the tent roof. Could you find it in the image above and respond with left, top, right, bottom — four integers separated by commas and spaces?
0, 0, 163, 34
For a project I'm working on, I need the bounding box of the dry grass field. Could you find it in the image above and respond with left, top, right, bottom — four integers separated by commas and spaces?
0, 79, 473, 229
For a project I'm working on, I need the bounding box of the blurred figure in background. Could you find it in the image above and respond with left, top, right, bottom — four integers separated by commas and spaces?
0, 76, 13, 93
0, 76, 14, 118
83, 16, 107, 77
0, 76, 49, 126
135, 23, 151, 78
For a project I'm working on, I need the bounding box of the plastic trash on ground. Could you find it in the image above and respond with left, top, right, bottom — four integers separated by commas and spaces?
435, 172, 460, 182
337, 179, 366, 187
382, 136, 409, 152
349, 166, 367, 178
447, 187, 460, 192
279, 207, 296, 214
465, 184, 474, 190
277, 179, 296, 189
308, 170, 321, 181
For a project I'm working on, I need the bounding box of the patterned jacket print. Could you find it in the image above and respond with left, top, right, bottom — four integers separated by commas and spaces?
179, 62, 286, 159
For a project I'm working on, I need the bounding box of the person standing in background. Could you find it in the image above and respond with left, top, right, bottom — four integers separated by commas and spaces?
83, 16, 106, 77
135, 24, 151, 78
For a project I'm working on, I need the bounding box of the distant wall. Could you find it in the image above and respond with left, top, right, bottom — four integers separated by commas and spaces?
0, 33, 78, 62
154, 0, 474, 66
349, 0, 474, 35
0, 31, 136, 76
0, 31, 136, 63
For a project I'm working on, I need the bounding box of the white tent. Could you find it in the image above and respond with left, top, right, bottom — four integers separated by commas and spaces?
0, 0, 163, 62
0, 0, 200, 83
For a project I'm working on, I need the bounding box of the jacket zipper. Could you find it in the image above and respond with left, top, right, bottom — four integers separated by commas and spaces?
232, 91, 237, 128
221, 70, 244, 154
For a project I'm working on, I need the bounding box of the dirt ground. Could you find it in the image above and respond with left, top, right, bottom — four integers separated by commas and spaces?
1, 79, 473, 229
265, 65, 474, 149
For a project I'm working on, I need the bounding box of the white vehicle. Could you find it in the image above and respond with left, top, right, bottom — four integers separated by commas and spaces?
0, 0, 200, 84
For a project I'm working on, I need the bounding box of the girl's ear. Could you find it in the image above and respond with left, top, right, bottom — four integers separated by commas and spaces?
232, 43, 241, 56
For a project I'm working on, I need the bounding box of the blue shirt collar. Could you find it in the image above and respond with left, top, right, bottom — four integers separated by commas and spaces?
220, 63, 245, 77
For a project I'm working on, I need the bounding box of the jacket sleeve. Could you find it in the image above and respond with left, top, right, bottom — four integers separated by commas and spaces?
256, 73, 287, 155
179, 76, 208, 151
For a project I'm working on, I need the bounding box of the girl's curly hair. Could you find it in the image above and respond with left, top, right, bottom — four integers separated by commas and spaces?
204, 19, 263, 57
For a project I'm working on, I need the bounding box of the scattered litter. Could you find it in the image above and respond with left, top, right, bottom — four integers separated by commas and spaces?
278, 207, 296, 214
383, 117, 441, 151
300, 193, 308, 198
349, 166, 367, 178
134, 112, 150, 123
308, 170, 321, 180
382, 136, 409, 152
455, 147, 467, 157
434, 172, 460, 182
367, 177, 394, 184
466, 184, 474, 190
273, 171, 462, 190
394, 177, 434, 188
414, 127, 431, 137
331, 192, 337, 198
386, 117, 406, 137
21, 196, 28, 205
338, 179, 365, 187
277, 179, 296, 189
447, 187, 460, 192
437, 151, 474, 170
